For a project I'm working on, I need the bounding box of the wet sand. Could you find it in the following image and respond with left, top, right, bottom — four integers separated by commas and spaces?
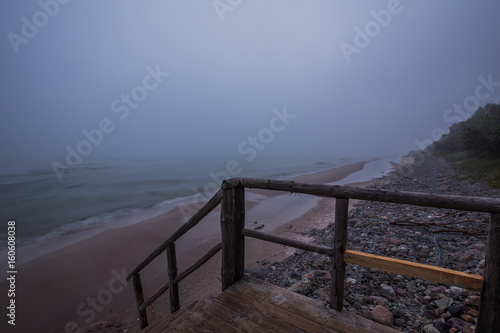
1, 160, 398, 332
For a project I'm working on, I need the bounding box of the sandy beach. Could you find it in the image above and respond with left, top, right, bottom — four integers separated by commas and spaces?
0, 159, 396, 333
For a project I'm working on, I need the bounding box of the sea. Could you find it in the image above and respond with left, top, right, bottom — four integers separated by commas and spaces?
0, 153, 399, 267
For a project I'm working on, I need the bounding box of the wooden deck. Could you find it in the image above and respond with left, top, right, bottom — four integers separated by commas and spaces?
144, 275, 400, 333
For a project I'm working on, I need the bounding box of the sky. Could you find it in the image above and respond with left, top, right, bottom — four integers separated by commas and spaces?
1, 0, 499, 167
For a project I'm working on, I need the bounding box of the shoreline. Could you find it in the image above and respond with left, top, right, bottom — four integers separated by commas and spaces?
0, 157, 399, 332
4, 157, 377, 269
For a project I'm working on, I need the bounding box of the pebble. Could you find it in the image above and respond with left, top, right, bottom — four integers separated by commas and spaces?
248, 154, 497, 331
371, 305, 393, 326
424, 324, 440, 333
448, 305, 464, 317
448, 317, 470, 331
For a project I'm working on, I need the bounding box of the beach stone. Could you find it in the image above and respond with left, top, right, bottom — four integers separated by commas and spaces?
434, 296, 452, 309
441, 312, 452, 320
459, 254, 471, 262
448, 305, 464, 317
312, 288, 330, 302
302, 272, 315, 282
363, 296, 389, 306
394, 288, 406, 297
463, 327, 475, 333
371, 305, 393, 326
423, 324, 440, 333
381, 284, 396, 296
434, 321, 452, 333
288, 278, 313, 295
423, 309, 438, 320
467, 248, 481, 255
447, 317, 469, 331
461, 313, 475, 323
346, 277, 357, 284
393, 318, 406, 327
435, 308, 445, 317
431, 293, 445, 300
467, 309, 478, 317
393, 274, 405, 282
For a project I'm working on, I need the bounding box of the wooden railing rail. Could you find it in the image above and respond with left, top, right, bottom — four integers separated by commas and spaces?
222, 177, 500, 213
129, 177, 500, 332
127, 189, 223, 280
221, 178, 499, 333
127, 190, 223, 328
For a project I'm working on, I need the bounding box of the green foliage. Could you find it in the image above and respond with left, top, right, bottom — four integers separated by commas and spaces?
431, 102, 500, 188
433, 102, 500, 157
454, 157, 500, 188
460, 103, 500, 154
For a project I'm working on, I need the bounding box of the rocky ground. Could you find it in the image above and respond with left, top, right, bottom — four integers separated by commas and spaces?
248, 153, 500, 333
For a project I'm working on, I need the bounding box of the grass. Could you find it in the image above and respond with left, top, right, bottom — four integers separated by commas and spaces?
441, 153, 500, 189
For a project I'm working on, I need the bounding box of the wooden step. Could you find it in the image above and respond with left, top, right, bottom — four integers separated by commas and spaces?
144, 276, 401, 333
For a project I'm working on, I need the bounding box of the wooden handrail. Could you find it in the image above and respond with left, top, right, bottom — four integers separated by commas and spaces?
222, 178, 500, 213
137, 242, 223, 313
174, 242, 222, 284
242, 228, 333, 256
127, 189, 223, 281
128, 178, 500, 332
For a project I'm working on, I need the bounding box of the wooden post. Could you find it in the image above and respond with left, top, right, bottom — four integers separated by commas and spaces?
166, 243, 180, 313
132, 273, 148, 329
477, 212, 500, 332
221, 187, 245, 290
331, 197, 349, 311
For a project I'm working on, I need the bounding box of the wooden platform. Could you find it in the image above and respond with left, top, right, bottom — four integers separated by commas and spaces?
144, 276, 400, 332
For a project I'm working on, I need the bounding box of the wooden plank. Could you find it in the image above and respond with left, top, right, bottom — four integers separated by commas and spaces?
143, 301, 197, 332
132, 273, 148, 329
477, 212, 500, 332
223, 285, 339, 333
166, 244, 180, 313
235, 276, 401, 333
183, 305, 246, 332
222, 178, 500, 213
332, 197, 348, 311
220, 187, 245, 290
345, 250, 484, 291
202, 299, 271, 333
127, 189, 222, 280
242, 228, 333, 256
215, 290, 315, 333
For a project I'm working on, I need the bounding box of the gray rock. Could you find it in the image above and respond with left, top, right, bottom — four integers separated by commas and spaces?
423, 324, 441, 333
371, 305, 393, 326
434, 296, 452, 309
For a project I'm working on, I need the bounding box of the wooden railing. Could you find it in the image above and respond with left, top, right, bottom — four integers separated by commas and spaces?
128, 177, 500, 332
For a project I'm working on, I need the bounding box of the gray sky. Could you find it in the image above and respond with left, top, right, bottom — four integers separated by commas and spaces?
1, 0, 499, 165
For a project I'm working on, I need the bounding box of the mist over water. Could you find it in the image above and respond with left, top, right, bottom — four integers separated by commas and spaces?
0, 152, 377, 248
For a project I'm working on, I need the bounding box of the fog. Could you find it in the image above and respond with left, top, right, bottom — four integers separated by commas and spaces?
1, 1, 499, 166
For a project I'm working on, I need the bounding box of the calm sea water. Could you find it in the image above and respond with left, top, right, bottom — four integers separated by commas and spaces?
0, 153, 374, 251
